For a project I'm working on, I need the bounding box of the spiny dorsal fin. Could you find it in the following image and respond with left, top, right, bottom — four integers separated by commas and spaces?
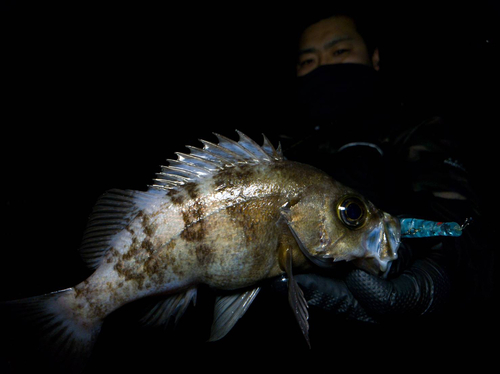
79, 131, 282, 269
151, 130, 283, 191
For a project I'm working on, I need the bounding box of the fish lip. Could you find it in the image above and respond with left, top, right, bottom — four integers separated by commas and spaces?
358, 211, 401, 277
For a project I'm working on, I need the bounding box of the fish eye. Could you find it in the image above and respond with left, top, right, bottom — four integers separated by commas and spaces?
337, 196, 367, 229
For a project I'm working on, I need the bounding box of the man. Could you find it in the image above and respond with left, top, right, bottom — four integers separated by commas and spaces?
296, 14, 380, 76
271, 9, 490, 335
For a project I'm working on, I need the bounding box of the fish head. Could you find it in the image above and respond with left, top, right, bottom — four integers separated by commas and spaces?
350, 207, 401, 277
283, 185, 401, 277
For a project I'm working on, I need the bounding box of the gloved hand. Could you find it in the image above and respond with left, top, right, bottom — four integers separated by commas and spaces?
345, 241, 451, 318
287, 273, 376, 323
271, 241, 452, 322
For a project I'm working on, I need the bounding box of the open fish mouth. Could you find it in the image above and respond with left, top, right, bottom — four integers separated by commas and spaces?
355, 211, 401, 277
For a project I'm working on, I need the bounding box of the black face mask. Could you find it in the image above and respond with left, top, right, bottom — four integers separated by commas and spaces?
296, 64, 395, 142
291, 64, 399, 203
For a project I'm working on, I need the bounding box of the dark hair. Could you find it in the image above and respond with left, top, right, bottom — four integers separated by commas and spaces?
296, 5, 379, 56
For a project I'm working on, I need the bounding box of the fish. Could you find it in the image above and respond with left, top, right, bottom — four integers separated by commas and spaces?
3, 130, 401, 371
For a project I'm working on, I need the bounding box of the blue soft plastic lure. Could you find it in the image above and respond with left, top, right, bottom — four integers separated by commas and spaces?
400, 218, 471, 238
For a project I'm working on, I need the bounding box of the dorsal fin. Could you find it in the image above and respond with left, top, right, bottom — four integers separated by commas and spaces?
79, 131, 281, 269
79, 188, 162, 269
151, 130, 283, 191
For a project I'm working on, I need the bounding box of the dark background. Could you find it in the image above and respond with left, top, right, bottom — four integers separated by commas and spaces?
1, 1, 498, 372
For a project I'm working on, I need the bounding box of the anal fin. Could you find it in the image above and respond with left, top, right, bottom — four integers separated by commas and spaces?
139, 288, 197, 327
208, 287, 261, 342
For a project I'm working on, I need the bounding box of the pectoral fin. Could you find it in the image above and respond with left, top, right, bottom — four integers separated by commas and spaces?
208, 287, 261, 342
282, 247, 310, 348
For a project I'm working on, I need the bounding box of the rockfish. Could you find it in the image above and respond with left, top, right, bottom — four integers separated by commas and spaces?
4, 131, 401, 370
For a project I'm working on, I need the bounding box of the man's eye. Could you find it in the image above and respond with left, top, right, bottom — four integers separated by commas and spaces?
333, 49, 349, 56
298, 59, 314, 67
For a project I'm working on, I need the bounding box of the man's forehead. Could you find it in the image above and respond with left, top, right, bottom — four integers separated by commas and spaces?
299, 15, 359, 47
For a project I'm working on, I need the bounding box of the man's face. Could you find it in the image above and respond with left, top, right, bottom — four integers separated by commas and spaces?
297, 15, 379, 76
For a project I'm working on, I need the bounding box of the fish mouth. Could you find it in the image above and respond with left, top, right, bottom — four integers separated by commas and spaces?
355, 211, 401, 277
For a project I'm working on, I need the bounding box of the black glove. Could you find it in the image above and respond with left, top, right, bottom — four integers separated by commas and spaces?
272, 240, 452, 322
345, 244, 451, 318
290, 273, 376, 323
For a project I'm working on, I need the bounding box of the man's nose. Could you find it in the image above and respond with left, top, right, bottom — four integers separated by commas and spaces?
318, 52, 336, 67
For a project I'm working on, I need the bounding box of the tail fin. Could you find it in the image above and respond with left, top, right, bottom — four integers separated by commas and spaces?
2, 288, 102, 373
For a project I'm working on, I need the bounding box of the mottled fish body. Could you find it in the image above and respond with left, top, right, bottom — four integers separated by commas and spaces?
74, 160, 334, 322
4, 131, 402, 371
